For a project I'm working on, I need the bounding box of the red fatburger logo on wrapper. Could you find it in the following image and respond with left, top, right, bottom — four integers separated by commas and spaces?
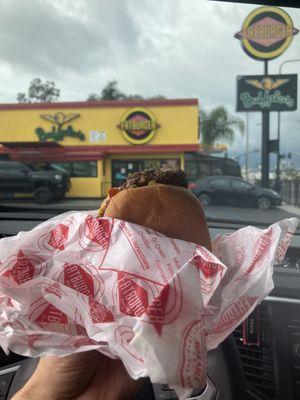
180, 319, 206, 389
145, 284, 170, 336
35, 302, 68, 324
79, 216, 112, 252
117, 272, 149, 317
0, 250, 46, 285
212, 296, 257, 334
276, 229, 294, 263
245, 228, 273, 275
113, 270, 183, 336
51, 263, 104, 300
145, 276, 183, 336
28, 284, 76, 333
48, 224, 70, 250
38, 216, 75, 252
192, 247, 224, 294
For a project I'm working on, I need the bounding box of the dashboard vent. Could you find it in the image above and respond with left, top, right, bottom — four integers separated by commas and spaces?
287, 310, 300, 398
234, 304, 276, 399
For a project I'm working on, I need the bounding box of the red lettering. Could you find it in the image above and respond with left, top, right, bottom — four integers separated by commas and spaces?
64, 264, 94, 297
118, 273, 148, 317
48, 224, 69, 250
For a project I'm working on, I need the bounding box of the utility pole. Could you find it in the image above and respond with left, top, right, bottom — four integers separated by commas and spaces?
276, 59, 300, 193
261, 61, 270, 188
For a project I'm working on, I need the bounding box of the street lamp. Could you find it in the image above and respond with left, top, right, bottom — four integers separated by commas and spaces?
276, 59, 300, 192
235, 149, 259, 179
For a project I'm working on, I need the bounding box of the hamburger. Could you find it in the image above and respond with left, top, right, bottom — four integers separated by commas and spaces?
98, 168, 211, 250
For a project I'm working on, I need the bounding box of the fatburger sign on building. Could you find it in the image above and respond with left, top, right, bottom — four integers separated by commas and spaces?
117, 107, 161, 145
235, 6, 299, 60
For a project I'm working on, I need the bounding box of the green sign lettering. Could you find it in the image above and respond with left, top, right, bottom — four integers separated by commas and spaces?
240, 90, 295, 109
36, 126, 85, 142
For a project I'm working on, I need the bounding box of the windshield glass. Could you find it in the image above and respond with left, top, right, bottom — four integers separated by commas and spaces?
0, 0, 299, 229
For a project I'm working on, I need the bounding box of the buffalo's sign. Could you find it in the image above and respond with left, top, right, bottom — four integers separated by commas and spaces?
36, 112, 85, 142
237, 74, 297, 112
235, 6, 298, 60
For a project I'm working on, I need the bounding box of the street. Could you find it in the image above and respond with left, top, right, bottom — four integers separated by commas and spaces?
1, 198, 299, 225
205, 205, 300, 225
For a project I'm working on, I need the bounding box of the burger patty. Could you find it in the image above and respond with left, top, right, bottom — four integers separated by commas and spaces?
119, 168, 188, 190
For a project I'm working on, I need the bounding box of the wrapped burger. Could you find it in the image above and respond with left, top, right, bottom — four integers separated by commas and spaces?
0, 168, 297, 399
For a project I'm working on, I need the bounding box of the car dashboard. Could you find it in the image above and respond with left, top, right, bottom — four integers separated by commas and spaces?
0, 211, 299, 400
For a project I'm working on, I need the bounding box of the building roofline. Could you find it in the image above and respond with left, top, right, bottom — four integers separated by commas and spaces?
0, 98, 199, 111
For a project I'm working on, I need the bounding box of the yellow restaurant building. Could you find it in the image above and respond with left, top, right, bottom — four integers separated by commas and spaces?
0, 99, 199, 198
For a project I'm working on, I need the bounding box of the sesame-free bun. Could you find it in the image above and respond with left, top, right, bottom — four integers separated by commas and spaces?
103, 184, 211, 250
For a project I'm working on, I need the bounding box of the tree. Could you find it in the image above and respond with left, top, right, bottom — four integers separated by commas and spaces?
86, 93, 101, 102
101, 80, 127, 100
200, 106, 245, 151
17, 78, 60, 103
87, 80, 166, 101
87, 80, 125, 101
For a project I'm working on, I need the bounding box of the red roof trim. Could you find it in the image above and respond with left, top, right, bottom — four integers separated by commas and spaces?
0, 144, 199, 162
0, 99, 198, 111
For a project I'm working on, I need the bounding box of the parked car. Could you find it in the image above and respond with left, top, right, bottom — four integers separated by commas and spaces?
189, 175, 281, 210
0, 161, 71, 204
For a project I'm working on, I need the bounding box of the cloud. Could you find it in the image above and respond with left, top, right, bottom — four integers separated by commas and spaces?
0, 0, 299, 153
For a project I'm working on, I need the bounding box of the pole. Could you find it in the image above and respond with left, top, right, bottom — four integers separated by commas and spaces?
275, 112, 281, 192
275, 59, 300, 193
245, 112, 249, 181
261, 60, 270, 188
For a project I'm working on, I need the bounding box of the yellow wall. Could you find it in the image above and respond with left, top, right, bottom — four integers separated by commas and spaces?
0, 104, 198, 146
0, 101, 198, 198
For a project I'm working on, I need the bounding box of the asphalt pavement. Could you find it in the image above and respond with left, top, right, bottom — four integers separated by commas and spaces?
205, 205, 300, 225
1, 198, 299, 225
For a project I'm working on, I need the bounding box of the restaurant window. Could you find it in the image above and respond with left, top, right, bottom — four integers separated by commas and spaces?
72, 162, 97, 177
185, 161, 198, 180
49, 162, 98, 177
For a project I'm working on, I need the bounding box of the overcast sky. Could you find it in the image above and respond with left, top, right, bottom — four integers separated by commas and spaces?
0, 0, 299, 161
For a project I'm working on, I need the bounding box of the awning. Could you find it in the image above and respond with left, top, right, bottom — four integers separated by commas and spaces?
0, 142, 199, 162
0, 141, 62, 148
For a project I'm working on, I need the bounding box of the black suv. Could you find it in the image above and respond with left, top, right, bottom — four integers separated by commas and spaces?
0, 161, 70, 204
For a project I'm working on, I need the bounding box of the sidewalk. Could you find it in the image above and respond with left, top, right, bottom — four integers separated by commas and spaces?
279, 204, 300, 218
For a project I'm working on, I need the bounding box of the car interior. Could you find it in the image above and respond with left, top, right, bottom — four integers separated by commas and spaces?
0, 0, 299, 399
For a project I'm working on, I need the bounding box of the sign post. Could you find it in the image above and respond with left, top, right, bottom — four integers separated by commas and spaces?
235, 6, 298, 188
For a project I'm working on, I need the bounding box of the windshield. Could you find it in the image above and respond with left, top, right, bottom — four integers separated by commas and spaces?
0, 0, 299, 229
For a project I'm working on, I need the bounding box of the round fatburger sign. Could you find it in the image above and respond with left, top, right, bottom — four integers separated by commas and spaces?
118, 108, 160, 145
235, 6, 298, 60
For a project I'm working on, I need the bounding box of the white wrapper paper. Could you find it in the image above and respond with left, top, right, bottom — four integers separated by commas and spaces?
0, 211, 298, 399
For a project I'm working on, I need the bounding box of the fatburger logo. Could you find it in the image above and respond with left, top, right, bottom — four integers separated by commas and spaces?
1, 250, 46, 285
38, 216, 74, 252
35, 302, 68, 325
192, 247, 225, 295
118, 107, 160, 145
79, 216, 112, 252
235, 6, 299, 60
180, 319, 206, 389
64, 263, 100, 297
51, 262, 104, 300
117, 272, 149, 317
48, 224, 70, 250
212, 296, 257, 334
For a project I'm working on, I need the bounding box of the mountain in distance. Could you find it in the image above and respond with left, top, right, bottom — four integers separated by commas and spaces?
227, 151, 300, 171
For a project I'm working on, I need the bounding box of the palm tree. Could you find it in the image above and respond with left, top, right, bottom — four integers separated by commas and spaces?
200, 106, 245, 151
